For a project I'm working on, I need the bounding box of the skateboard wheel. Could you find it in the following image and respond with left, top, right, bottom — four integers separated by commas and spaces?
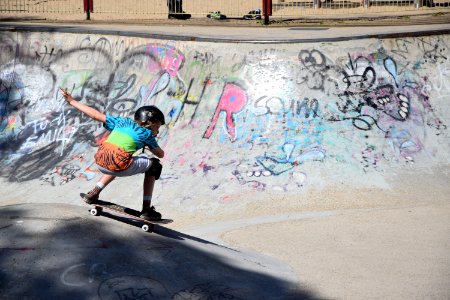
90, 208, 101, 216
141, 224, 153, 232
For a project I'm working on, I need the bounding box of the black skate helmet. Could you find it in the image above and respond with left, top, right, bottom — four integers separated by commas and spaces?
134, 105, 166, 126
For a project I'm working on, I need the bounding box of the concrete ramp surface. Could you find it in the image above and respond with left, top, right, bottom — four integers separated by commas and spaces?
0, 25, 449, 299
0, 203, 306, 299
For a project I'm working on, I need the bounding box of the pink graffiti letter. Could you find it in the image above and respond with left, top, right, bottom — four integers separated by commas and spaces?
204, 83, 247, 140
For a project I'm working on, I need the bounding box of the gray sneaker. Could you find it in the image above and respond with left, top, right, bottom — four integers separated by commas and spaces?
83, 193, 99, 204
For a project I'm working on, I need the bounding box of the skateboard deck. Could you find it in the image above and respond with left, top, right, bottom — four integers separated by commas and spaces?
80, 193, 173, 232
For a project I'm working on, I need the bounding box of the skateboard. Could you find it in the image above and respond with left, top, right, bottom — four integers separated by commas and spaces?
80, 193, 173, 232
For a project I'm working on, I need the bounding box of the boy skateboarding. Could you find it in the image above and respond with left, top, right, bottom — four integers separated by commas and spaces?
60, 88, 165, 221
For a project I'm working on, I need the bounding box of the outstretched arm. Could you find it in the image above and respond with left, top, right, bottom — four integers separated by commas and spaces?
60, 88, 106, 122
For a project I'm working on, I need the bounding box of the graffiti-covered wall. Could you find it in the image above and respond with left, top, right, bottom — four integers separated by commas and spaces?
0, 31, 448, 205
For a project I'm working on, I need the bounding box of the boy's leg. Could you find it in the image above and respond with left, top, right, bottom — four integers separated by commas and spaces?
142, 175, 155, 210
141, 174, 161, 220
83, 174, 115, 203
140, 158, 162, 220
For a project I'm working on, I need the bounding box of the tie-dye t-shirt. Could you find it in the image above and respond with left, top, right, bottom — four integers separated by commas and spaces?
94, 115, 159, 171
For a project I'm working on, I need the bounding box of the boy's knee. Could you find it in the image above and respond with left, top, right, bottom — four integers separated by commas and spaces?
145, 158, 162, 180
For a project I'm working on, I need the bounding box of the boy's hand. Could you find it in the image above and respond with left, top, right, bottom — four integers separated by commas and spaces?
59, 88, 74, 104
58, 88, 106, 122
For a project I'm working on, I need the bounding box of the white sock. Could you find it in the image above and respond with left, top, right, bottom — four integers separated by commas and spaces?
143, 195, 152, 210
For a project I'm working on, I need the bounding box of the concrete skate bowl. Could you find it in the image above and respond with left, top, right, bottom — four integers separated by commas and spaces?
0, 28, 449, 221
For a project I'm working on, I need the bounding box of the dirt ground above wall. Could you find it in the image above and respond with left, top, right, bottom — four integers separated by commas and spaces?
1, 9, 450, 27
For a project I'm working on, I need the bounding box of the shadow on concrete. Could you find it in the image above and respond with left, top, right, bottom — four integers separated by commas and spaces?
0, 17, 46, 21
100, 210, 233, 249
0, 204, 318, 299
